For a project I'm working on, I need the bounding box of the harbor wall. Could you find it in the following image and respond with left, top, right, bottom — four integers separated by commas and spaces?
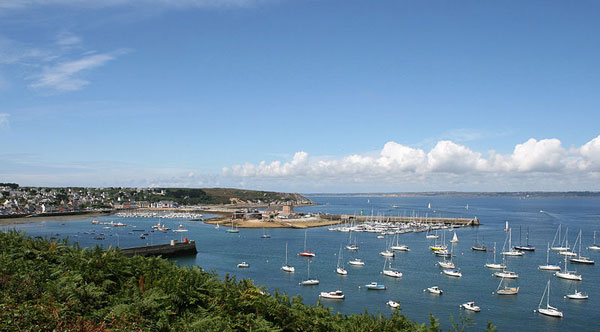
339, 215, 479, 226
120, 240, 198, 257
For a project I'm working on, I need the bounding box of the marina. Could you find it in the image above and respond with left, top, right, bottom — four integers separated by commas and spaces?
7, 195, 600, 332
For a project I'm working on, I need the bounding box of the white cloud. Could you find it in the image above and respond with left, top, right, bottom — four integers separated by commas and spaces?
56, 31, 82, 47
223, 136, 600, 190
0, 113, 9, 129
28, 51, 121, 92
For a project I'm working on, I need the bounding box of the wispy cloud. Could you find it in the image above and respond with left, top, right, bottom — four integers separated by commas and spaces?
0, 113, 9, 130
0, 32, 126, 93
28, 51, 120, 92
222, 135, 600, 191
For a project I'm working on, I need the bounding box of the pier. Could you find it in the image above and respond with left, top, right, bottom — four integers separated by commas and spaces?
339, 215, 479, 226
120, 240, 198, 257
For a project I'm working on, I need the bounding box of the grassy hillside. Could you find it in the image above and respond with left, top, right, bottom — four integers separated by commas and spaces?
151, 188, 313, 206
0, 231, 499, 332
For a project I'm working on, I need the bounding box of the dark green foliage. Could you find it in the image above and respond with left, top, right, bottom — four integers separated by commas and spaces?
0, 183, 19, 189
0, 231, 491, 332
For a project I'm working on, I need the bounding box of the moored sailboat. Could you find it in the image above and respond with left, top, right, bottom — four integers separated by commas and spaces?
485, 242, 506, 269
539, 242, 561, 271
570, 229, 595, 264
281, 242, 295, 273
535, 280, 563, 318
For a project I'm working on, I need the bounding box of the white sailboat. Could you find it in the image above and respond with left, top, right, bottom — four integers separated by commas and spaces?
226, 220, 239, 233
382, 257, 402, 278
438, 242, 455, 269
554, 255, 582, 281
485, 242, 506, 269
299, 260, 319, 285
587, 231, 600, 251
345, 230, 358, 251
379, 239, 395, 257
535, 280, 563, 318
450, 232, 458, 243
348, 258, 365, 266
570, 230, 595, 264
442, 268, 462, 277
494, 277, 519, 295
426, 228, 439, 239
539, 242, 561, 271
502, 228, 524, 256
336, 245, 347, 275
551, 225, 569, 251
281, 242, 295, 273
390, 233, 410, 251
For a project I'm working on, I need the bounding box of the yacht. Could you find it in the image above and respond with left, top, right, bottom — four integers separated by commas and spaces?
348, 258, 365, 266
587, 231, 600, 250
495, 277, 519, 295
570, 230, 595, 264
502, 229, 524, 256
485, 242, 506, 269
494, 270, 518, 279
442, 269, 462, 277
554, 255, 582, 281
539, 243, 561, 271
386, 300, 400, 309
364, 282, 386, 290
564, 290, 588, 300
535, 280, 563, 318
336, 246, 348, 275
281, 242, 295, 273
237, 262, 249, 268
382, 257, 402, 278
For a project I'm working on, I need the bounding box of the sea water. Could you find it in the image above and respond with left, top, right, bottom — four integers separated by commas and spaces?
9, 196, 600, 331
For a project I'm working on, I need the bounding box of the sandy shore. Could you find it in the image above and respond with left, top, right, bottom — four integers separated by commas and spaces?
205, 217, 341, 229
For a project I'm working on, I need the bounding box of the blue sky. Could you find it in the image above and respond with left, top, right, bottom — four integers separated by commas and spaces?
1, 0, 599, 192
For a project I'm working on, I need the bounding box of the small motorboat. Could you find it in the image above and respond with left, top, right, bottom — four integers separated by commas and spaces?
494, 270, 519, 279
565, 290, 588, 300
237, 262, 249, 268
386, 300, 400, 309
364, 282, 386, 290
461, 302, 480, 312
442, 269, 462, 277
299, 251, 316, 257
319, 290, 345, 300
348, 259, 365, 266
281, 265, 295, 273
424, 286, 443, 295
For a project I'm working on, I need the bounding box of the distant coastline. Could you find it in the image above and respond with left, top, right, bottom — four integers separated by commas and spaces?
304, 191, 600, 198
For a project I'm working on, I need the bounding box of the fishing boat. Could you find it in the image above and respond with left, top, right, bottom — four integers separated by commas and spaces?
386, 300, 400, 309
539, 242, 561, 271
513, 226, 535, 251
442, 269, 462, 277
588, 231, 600, 251
382, 257, 402, 278
336, 246, 348, 275
485, 242, 506, 269
424, 286, 443, 295
299, 230, 316, 257
554, 255, 582, 281
237, 262, 249, 268
570, 230, 595, 264
348, 258, 365, 266
281, 242, 295, 273
502, 228, 524, 256
471, 228, 486, 251
450, 232, 459, 243
460, 302, 480, 312
551, 225, 569, 251
364, 282, 386, 290
494, 277, 519, 295
319, 290, 345, 300
535, 280, 563, 318
299, 260, 319, 285
564, 290, 588, 300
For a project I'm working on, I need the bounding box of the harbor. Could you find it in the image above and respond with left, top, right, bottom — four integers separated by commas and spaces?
8, 195, 600, 332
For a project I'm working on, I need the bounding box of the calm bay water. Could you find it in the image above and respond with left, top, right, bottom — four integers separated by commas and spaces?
8, 196, 600, 331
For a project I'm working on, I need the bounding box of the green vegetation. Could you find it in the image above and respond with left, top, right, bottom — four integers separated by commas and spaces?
0, 231, 494, 332
148, 188, 312, 205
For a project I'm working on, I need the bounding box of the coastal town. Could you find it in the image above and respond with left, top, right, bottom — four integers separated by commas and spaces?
0, 183, 313, 219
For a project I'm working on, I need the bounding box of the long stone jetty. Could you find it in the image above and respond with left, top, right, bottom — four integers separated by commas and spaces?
339, 214, 479, 226
120, 240, 198, 257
